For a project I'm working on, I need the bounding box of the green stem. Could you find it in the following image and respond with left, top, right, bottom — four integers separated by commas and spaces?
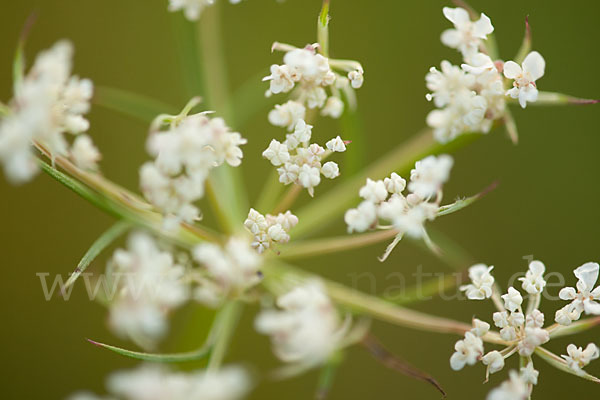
207, 300, 244, 371
198, 4, 248, 233
272, 184, 302, 215
277, 229, 398, 260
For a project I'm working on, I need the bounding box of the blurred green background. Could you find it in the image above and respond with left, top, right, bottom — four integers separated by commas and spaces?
1, 0, 599, 398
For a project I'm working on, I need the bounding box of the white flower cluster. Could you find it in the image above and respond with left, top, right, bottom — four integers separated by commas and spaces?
426, 7, 546, 143
69, 364, 251, 400
262, 119, 347, 196
555, 262, 600, 325
454, 260, 599, 399
107, 233, 190, 348
168, 0, 244, 21
344, 155, 453, 256
255, 281, 349, 368
140, 111, 246, 229
0, 40, 98, 184
265, 42, 364, 126
192, 236, 262, 304
244, 208, 298, 253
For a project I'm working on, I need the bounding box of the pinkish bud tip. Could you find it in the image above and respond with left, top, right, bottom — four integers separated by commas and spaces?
86, 338, 101, 346
343, 140, 352, 145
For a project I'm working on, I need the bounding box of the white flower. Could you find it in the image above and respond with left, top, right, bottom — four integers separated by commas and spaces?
103, 364, 251, 400
426, 60, 476, 107
520, 362, 539, 385
263, 64, 297, 94
471, 318, 490, 337
426, 90, 488, 143
168, 0, 244, 22
321, 161, 340, 179
277, 163, 299, 185
502, 287, 523, 312
291, 119, 313, 144
348, 70, 364, 89
383, 172, 406, 194
392, 201, 436, 238
408, 154, 453, 199
344, 201, 377, 233
503, 51, 545, 108
526, 309, 544, 329
460, 264, 495, 300
518, 327, 549, 356
70, 134, 101, 170
482, 351, 505, 374
441, 7, 494, 57
275, 210, 298, 231
107, 233, 190, 347
519, 260, 547, 294
0, 40, 94, 184
562, 343, 599, 376
325, 136, 347, 152
305, 86, 327, 108
450, 331, 484, 370
359, 178, 388, 203
193, 236, 261, 291
283, 48, 331, 83
244, 208, 268, 234
141, 112, 245, 227
255, 281, 348, 366
486, 370, 529, 400
461, 52, 497, 75
268, 100, 306, 131
298, 164, 321, 195
262, 139, 290, 166
321, 97, 344, 118
556, 262, 600, 325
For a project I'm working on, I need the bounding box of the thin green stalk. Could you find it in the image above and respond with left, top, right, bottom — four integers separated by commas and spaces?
255, 169, 286, 213
272, 184, 302, 215
198, 4, 248, 233
262, 261, 506, 344
277, 229, 398, 260
317, 0, 330, 57
207, 300, 244, 371
94, 86, 177, 123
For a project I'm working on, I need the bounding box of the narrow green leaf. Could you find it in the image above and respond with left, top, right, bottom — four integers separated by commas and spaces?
521, 91, 599, 106
94, 86, 176, 123
87, 339, 211, 363
535, 346, 600, 384
38, 159, 127, 220
65, 221, 131, 289
13, 13, 37, 94
549, 316, 600, 339
437, 181, 498, 217
317, 0, 330, 56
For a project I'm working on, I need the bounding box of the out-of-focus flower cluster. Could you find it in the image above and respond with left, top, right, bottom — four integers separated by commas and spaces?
168, 0, 245, 21
69, 364, 251, 400
0, 40, 98, 183
140, 107, 246, 229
